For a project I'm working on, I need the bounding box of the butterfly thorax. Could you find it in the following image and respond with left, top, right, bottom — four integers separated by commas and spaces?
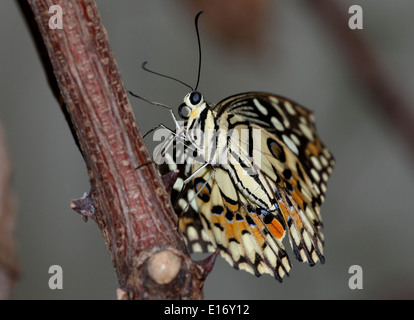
182, 91, 278, 211
183, 91, 221, 165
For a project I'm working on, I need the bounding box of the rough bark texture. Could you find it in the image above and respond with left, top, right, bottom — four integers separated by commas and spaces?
26, 0, 207, 299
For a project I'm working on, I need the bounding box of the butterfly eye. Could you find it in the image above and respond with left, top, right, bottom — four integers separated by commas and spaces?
189, 91, 202, 105
178, 103, 191, 120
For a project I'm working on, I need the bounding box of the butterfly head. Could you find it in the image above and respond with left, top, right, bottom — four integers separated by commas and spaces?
178, 91, 205, 120
178, 91, 214, 152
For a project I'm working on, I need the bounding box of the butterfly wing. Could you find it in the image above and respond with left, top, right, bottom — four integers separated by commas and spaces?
157, 92, 334, 280
188, 163, 292, 281
213, 92, 334, 266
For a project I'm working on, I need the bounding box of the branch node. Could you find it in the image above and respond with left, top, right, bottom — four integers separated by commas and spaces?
161, 170, 179, 196
147, 249, 182, 285
71, 192, 96, 222
196, 250, 219, 280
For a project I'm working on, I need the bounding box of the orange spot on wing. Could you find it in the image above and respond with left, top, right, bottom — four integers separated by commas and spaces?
246, 215, 265, 246
225, 222, 238, 241
306, 138, 324, 157
196, 184, 209, 196
289, 176, 308, 211
267, 219, 285, 239
278, 197, 304, 231
223, 198, 239, 212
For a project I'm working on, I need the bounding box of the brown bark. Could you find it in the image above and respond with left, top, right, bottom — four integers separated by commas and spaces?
24, 0, 208, 299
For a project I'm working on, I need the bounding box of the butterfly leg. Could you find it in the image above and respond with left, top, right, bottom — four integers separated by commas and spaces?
143, 123, 174, 139
175, 166, 216, 213
183, 162, 210, 185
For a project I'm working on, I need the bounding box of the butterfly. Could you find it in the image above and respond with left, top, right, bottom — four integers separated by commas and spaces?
155, 90, 334, 281
135, 11, 334, 281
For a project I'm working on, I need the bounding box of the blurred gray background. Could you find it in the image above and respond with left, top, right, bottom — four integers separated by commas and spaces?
1, 0, 414, 299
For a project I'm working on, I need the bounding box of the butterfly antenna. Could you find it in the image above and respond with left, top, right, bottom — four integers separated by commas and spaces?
194, 11, 203, 91
141, 61, 193, 91
128, 90, 173, 111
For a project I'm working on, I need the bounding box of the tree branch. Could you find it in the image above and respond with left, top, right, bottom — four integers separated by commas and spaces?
25, 0, 208, 299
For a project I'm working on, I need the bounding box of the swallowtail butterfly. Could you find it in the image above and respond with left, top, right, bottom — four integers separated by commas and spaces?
140, 12, 334, 281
